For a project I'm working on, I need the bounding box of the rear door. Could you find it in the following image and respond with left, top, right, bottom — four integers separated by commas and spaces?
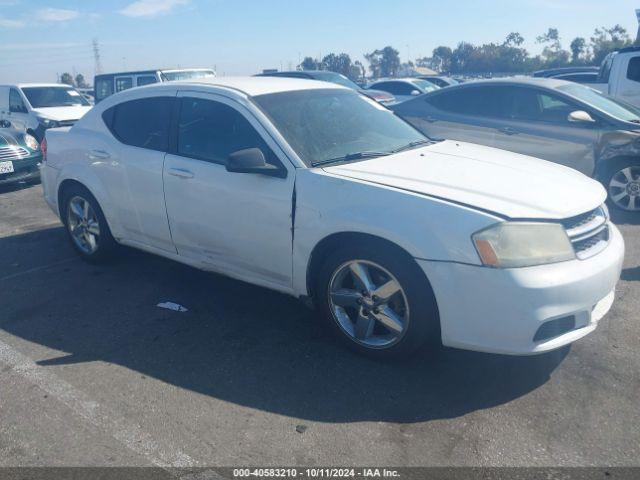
398, 86, 501, 146
162, 91, 295, 290
100, 93, 176, 252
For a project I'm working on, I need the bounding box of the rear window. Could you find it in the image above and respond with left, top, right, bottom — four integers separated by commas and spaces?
103, 97, 174, 151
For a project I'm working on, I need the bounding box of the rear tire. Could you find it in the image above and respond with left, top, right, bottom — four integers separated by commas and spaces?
601, 158, 640, 212
61, 185, 117, 263
315, 241, 440, 359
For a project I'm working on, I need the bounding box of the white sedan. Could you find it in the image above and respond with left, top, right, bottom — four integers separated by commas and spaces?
41, 77, 624, 358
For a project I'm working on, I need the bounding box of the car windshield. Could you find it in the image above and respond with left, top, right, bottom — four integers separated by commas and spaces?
558, 83, 640, 123
254, 88, 428, 167
161, 70, 216, 81
22, 86, 90, 108
311, 72, 360, 90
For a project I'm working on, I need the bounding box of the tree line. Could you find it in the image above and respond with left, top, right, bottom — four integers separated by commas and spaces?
298, 24, 636, 80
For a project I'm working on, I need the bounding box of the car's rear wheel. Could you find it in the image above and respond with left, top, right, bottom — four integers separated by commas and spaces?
62, 186, 116, 262
603, 159, 640, 212
316, 242, 439, 359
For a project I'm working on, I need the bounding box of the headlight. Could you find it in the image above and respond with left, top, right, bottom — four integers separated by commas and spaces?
472, 222, 575, 268
37, 117, 59, 129
24, 133, 39, 151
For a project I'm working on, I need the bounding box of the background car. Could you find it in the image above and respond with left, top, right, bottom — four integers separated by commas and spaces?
255, 70, 396, 106
0, 83, 92, 141
417, 75, 460, 88
533, 66, 600, 85
391, 77, 640, 211
367, 78, 439, 103
94, 68, 216, 103
0, 120, 42, 186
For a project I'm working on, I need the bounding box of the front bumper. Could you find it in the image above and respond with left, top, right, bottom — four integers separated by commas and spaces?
418, 223, 625, 355
0, 158, 41, 185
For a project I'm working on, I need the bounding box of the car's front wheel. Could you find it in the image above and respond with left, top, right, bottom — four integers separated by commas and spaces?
62, 186, 116, 262
603, 159, 640, 212
316, 242, 439, 358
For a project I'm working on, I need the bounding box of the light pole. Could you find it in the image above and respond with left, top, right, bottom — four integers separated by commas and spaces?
636, 9, 640, 45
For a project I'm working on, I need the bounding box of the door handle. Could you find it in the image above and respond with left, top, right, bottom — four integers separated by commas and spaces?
88, 149, 111, 160
498, 127, 518, 135
424, 116, 438, 123
167, 167, 194, 179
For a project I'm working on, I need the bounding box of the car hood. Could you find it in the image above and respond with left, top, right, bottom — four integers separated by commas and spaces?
323, 140, 606, 219
32, 105, 92, 122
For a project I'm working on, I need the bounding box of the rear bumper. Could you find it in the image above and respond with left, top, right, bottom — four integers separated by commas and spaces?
418, 223, 625, 355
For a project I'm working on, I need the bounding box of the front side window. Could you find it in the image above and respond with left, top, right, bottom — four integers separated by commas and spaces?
105, 97, 173, 151
9, 89, 27, 113
137, 76, 158, 87
254, 89, 426, 167
177, 97, 278, 165
558, 83, 640, 123
21, 86, 90, 108
115, 77, 133, 93
626, 57, 640, 83
496, 87, 576, 123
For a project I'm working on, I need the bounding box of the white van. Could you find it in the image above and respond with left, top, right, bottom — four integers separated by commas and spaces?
0, 83, 92, 141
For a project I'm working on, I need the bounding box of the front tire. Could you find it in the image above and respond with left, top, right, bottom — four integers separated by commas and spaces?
316, 242, 440, 359
61, 185, 116, 263
602, 159, 640, 212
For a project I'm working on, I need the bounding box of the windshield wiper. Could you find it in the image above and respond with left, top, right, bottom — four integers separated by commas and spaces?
312, 151, 390, 167
390, 139, 432, 153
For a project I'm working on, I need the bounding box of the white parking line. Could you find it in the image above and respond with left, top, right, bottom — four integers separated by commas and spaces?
0, 257, 77, 283
0, 338, 199, 470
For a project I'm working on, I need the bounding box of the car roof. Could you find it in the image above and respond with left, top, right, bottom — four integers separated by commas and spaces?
0, 83, 74, 88
167, 76, 346, 96
436, 76, 575, 90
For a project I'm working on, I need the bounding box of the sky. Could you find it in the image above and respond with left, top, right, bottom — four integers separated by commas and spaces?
0, 0, 638, 83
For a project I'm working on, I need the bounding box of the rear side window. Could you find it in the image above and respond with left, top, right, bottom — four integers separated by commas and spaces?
177, 97, 278, 165
104, 97, 173, 151
627, 57, 640, 83
374, 82, 415, 96
427, 87, 499, 117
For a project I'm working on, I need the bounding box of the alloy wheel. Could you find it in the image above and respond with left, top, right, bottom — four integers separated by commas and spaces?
67, 196, 101, 254
328, 260, 410, 348
609, 166, 640, 211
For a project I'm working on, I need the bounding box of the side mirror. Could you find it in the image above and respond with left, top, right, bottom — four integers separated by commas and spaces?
0, 120, 11, 128
568, 110, 595, 123
410, 90, 421, 96
226, 148, 285, 178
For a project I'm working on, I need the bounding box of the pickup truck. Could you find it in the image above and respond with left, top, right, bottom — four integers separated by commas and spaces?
592, 46, 640, 107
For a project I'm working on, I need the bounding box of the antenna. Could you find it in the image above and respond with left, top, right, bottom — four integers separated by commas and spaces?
92, 38, 103, 76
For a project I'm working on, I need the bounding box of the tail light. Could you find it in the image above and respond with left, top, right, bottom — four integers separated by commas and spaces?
41, 137, 47, 162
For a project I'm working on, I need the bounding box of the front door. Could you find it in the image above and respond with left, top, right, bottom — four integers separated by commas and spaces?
163, 92, 295, 291
489, 86, 599, 176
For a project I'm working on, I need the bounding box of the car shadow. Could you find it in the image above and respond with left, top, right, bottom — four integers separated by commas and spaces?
610, 208, 640, 226
0, 179, 41, 195
0, 227, 568, 424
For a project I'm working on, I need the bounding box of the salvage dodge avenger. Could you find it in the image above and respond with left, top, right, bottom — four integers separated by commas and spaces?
41, 77, 624, 358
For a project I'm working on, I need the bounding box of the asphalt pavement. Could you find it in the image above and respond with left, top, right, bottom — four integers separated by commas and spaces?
0, 182, 639, 468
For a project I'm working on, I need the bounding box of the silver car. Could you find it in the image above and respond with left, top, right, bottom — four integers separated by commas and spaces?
392, 77, 640, 212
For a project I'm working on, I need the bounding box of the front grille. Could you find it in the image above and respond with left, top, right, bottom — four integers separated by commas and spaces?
0, 146, 30, 161
562, 206, 609, 260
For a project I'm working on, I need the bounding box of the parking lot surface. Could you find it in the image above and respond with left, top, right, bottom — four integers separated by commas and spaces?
1, 183, 639, 467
